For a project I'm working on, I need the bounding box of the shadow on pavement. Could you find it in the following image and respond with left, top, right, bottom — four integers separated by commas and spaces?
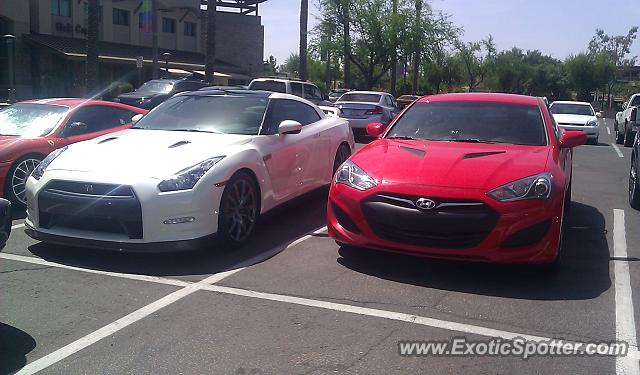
337, 202, 611, 301
0, 322, 36, 374
28, 187, 329, 278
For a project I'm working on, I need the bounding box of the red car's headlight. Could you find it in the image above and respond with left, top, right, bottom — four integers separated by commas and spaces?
335, 160, 377, 191
487, 173, 553, 202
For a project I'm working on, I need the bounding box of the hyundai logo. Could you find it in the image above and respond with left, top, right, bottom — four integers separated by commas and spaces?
415, 198, 436, 210
83, 184, 94, 194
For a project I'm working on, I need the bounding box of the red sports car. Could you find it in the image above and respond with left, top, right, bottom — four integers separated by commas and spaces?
328, 93, 586, 265
0, 99, 146, 206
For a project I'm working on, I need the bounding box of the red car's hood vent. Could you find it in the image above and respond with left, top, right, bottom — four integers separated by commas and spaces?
462, 151, 506, 159
351, 139, 551, 190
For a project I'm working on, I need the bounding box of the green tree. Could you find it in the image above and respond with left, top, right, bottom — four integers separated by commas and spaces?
454, 36, 496, 92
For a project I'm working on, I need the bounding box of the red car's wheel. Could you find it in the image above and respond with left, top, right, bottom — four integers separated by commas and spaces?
6, 156, 41, 207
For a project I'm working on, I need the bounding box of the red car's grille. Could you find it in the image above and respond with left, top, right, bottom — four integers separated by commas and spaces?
361, 193, 499, 249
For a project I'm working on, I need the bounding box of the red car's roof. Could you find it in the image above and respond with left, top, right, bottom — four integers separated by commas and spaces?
19, 98, 139, 110
416, 93, 540, 106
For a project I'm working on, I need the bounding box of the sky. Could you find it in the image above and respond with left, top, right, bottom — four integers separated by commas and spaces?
258, 0, 640, 67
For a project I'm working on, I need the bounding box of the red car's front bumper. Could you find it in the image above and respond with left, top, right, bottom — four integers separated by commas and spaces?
328, 182, 564, 264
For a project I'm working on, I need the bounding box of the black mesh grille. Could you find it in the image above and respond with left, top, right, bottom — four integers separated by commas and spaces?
362, 193, 499, 249
38, 181, 142, 239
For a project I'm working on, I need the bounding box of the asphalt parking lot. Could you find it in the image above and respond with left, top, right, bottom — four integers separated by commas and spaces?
2, 119, 640, 374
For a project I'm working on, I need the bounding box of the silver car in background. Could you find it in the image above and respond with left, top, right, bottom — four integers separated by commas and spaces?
334, 91, 399, 137
549, 101, 602, 144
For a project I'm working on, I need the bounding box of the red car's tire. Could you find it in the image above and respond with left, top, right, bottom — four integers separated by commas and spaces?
5, 155, 42, 208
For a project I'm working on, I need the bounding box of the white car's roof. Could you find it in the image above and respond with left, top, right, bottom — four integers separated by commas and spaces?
342, 91, 388, 95
551, 101, 591, 106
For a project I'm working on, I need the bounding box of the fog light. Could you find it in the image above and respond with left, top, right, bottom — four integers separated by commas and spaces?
163, 217, 195, 224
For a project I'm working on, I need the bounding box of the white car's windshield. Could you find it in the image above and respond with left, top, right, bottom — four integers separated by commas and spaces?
133, 94, 268, 135
0, 103, 68, 137
550, 103, 594, 116
136, 81, 174, 94
338, 93, 381, 103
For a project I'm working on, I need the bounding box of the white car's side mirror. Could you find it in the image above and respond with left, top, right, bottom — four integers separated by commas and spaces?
131, 113, 144, 124
596, 112, 603, 118
278, 120, 302, 135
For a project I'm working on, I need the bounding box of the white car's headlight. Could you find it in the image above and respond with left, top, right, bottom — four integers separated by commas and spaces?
335, 160, 377, 191
587, 119, 598, 127
487, 173, 553, 202
31, 146, 68, 180
158, 156, 225, 192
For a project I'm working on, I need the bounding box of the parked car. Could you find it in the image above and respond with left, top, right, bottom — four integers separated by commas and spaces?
334, 91, 399, 137
114, 78, 210, 109
549, 101, 601, 144
615, 93, 640, 146
0, 198, 10, 250
328, 93, 586, 265
0, 99, 147, 206
24, 90, 354, 251
328, 89, 351, 103
396, 95, 420, 109
628, 127, 640, 209
248, 78, 332, 106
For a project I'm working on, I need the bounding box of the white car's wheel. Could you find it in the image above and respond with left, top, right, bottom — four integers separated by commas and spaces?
333, 144, 351, 175
218, 172, 259, 248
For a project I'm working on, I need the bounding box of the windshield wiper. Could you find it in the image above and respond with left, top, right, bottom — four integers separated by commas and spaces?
386, 136, 416, 140
449, 138, 499, 144
168, 129, 221, 134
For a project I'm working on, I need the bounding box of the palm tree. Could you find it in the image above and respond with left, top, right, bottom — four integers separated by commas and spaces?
411, 0, 422, 95
86, 0, 99, 95
390, 0, 398, 96
299, 0, 309, 81
204, 0, 217, 83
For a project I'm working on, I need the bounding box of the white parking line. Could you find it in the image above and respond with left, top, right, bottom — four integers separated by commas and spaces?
0, 252, 191, 288
10, 226, 327, 375
608, 127, 612, 135
614, 209, 640, 375
612, 144, 625, 158
11, 223, 25, 230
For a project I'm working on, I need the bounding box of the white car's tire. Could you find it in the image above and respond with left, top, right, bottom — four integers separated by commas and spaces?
218, 171, 260, 248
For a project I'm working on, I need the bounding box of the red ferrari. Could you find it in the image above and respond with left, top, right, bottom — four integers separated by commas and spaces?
328, 93, 586, 265
0, 99, 146, 206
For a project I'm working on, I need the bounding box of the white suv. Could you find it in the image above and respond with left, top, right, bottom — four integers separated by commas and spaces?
248, 78, 331, 106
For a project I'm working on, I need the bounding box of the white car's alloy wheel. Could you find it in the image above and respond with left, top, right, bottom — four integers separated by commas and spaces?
220, 173, 259, 246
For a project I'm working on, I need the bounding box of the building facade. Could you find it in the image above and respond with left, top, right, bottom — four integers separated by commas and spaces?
0, 0, 267, 100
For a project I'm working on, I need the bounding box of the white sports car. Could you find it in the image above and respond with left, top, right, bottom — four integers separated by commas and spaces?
24, 90, 354, 251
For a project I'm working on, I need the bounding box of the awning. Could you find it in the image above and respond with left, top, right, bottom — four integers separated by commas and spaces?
24, 33, 243, 73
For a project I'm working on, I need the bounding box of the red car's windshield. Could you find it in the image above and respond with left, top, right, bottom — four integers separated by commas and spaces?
386, 101, 547, 146
0, 103, 68, 137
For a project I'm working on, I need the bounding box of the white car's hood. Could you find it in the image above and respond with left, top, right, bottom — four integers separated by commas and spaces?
552, 113, 596, 125
48, 129, 253, 179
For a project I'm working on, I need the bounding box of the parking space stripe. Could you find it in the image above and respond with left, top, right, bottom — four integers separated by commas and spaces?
11, 223, 25, 230
0, 253, 191, 288
9, 226, 326, 374
613, 209, 640, 375
612, 144, 625, 158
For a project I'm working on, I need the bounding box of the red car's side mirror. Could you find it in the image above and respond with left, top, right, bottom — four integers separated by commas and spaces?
559, 130, 587, 149
367, 122, 385, 138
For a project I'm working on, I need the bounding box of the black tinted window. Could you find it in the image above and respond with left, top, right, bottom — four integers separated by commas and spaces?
265, 99, 321, 133
291, 82, 303, 97
339, 93, 381, 103
387, 101, 546, 146
249, 80, 287, 93
64, 106, 132, 136
631, 96, 640, 107
549, 103, 594, 116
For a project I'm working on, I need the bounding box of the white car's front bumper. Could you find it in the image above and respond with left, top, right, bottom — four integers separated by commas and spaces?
24, 171, 224, 252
